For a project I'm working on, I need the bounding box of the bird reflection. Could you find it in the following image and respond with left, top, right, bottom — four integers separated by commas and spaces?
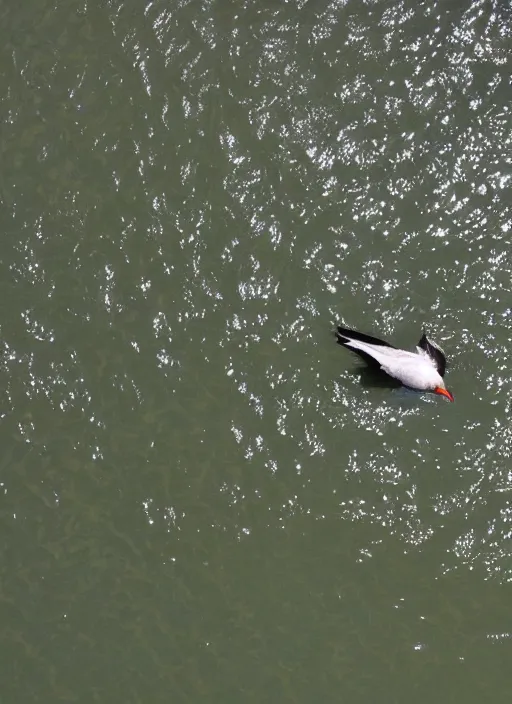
354, 364, 402, 390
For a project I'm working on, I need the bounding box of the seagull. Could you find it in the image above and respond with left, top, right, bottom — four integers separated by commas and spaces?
335, 325, 454, 401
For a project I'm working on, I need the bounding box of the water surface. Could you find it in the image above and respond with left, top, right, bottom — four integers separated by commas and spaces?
1, 0, 512, 701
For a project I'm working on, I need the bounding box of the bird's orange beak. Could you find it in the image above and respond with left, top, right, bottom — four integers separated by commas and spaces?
434, 386, 454, 402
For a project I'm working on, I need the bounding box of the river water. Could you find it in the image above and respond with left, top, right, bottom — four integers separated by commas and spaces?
1, 1, 512, 701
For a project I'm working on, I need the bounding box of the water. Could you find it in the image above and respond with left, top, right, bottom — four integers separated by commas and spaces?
1, 0, 512, 701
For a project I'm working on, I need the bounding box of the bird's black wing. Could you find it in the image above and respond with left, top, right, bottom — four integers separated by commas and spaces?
335, 326, 395, 368
335, 326, 395, 348
417, 333, 446, 377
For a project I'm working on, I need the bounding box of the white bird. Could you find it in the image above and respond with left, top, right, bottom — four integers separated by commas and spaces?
335, 325, 454, 402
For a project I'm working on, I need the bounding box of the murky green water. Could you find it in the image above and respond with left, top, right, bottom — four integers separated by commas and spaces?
1, 0, 512, 701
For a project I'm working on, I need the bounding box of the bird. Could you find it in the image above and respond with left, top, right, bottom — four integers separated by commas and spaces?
335, 325, 454, 401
